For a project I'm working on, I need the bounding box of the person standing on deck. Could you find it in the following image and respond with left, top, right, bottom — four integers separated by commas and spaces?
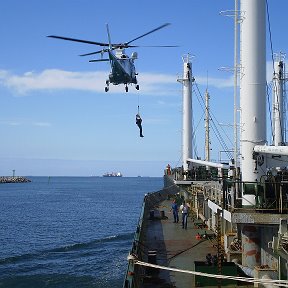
180, 202, 189, 229
170, 199, 179, 223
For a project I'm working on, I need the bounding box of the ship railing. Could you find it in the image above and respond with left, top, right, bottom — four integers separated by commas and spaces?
123, 184, 178, 288
123, 195, 147, 288
205, 179, 288, 214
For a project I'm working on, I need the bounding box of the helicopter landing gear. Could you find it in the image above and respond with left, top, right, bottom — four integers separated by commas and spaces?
135, 84, 139, 90
105, 80, 109, 92
125, 85, 128, 92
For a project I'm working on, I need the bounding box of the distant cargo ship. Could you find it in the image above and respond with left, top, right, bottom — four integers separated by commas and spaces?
102, 172, 122, 177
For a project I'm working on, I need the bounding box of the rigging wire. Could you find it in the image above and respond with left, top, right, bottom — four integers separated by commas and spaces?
192, 113, 199, 159
196, 83, 233, 160
191, 85, 205, 158
194, 81, 233, 160
266, 82, 274, 143
266, 0, 275, 70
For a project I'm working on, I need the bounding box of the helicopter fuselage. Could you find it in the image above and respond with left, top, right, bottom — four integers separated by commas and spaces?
108, 49, 137, 85
104, 48, 139, 92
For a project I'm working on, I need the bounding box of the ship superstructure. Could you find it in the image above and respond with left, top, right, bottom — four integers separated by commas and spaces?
124, 1, 288, 287
174, 0, 288, 284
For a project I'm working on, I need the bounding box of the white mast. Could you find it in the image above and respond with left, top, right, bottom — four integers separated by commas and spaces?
240, 0, 266, 206
220, 0, 240, 168
178, 55, 193, 173
234, 0, 239, 169
273, 53, 285, 146
205, 90, 210, 163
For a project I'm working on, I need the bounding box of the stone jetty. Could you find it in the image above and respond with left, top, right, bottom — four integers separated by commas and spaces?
0, 176, 31, 183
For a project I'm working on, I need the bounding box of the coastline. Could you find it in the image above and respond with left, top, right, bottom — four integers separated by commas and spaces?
0, 176, 31, 183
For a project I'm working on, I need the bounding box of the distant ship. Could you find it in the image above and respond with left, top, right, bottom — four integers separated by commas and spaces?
102, 172, 122, 177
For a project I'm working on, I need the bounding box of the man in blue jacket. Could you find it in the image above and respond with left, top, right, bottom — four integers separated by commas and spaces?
171, 199, 179, 223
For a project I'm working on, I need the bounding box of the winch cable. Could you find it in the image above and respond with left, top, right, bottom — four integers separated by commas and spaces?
137, 93, 140, 114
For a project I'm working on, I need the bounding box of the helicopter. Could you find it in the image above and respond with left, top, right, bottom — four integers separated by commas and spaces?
48, 23, 176, 92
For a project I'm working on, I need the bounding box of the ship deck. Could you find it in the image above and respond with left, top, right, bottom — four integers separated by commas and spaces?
141, 198, 251, 288
123, 178, 255, 288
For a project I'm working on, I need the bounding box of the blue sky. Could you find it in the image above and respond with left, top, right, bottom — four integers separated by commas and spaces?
0, 0, 287, 177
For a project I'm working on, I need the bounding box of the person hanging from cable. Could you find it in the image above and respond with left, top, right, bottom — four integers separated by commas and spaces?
136, 106, 144, 137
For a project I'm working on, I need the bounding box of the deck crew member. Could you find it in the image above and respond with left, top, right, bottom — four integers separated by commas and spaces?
180, 202, 189, 229
171, 199, 179, 223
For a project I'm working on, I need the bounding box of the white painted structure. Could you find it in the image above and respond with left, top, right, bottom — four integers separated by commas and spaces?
240, 0, 267, 205
178, 55, 193, 172
273, 56, 285, 146
187, 158, 229, 169
254, 145, 288, 156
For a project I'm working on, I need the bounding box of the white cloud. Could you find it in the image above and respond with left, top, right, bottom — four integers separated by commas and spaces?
0, 69, 180, 95
0, 68, 237, 95
0, 121, 21, 126
0, 69, 106, 94
0, 59, 283, 96
196, 75, 234, 88
0, 119, 51, 127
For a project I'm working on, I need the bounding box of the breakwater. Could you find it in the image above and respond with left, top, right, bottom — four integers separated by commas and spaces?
0, 176, 31, 183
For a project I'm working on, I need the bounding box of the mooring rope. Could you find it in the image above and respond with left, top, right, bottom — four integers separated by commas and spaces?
127, 255, 288, 287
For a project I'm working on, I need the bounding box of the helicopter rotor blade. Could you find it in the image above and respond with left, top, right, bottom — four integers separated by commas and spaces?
106, 24, 112, 50
135, 45, 179, 48
89, 59, 109, 62
48, 23, 177, 56
125, 23, 171, 45
79, 49, 109, 57
47, 35, 109, 47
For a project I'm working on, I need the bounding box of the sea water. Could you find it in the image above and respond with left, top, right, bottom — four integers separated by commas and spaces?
0, 176, 163, 288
